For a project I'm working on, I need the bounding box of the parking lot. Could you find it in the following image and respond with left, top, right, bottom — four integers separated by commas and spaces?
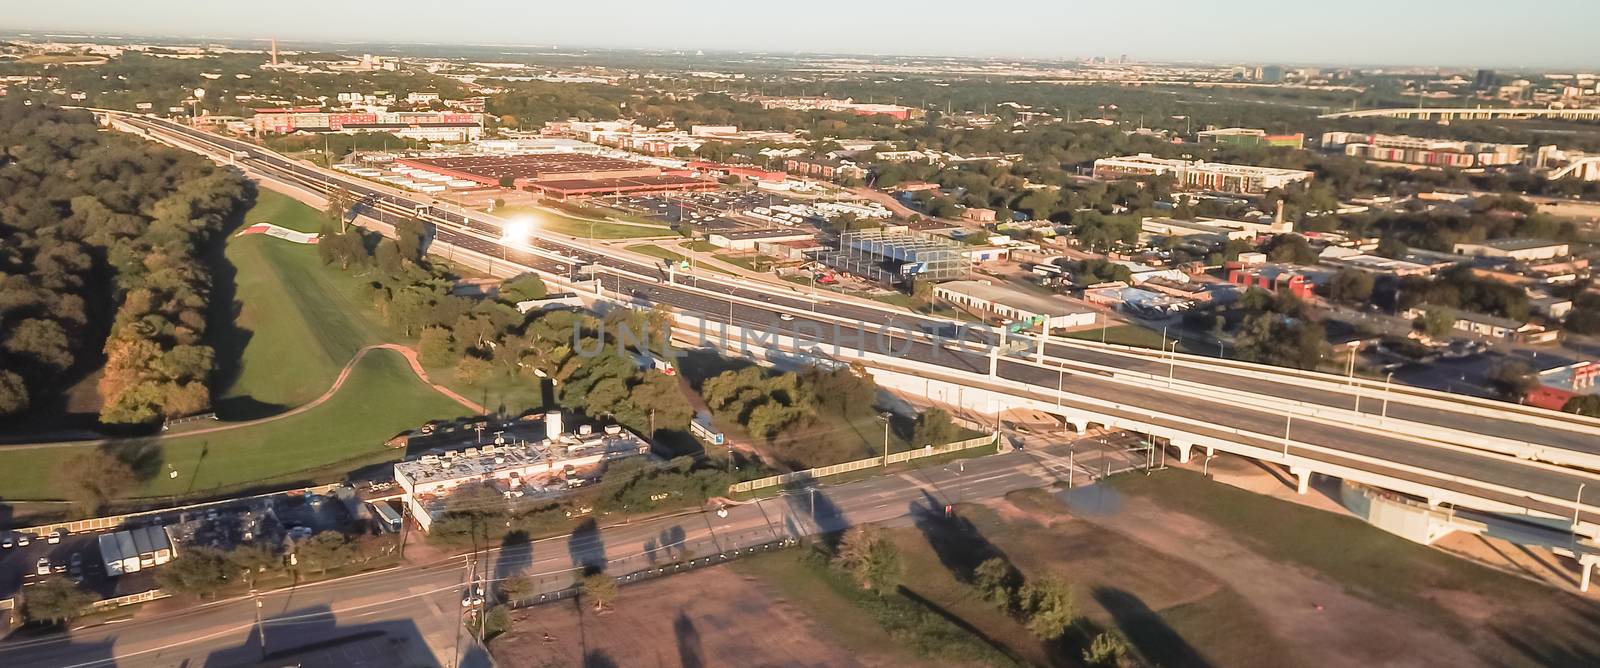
0, 526, 146, 603
604, 190, 803, 226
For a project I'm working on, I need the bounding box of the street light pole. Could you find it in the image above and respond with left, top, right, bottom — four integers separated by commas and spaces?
253, 595, 266, 660
880, 412, 892, 466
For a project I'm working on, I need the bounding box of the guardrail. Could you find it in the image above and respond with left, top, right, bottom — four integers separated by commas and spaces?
728, 434, 999, 494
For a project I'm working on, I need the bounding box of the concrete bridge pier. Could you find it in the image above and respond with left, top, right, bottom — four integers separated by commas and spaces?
1290, 466, 1312, 495
1583, 555, 1598, 592
1173, 440, 1195, 464
1065, 416, 1089, 435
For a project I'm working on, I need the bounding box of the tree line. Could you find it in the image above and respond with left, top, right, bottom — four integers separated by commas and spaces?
0, 102, 250, 424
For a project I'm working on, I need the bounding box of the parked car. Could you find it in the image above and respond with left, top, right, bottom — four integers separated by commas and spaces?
47, 530, 63, 544
16, 533, 31, 547
35, 558, 50, 576
1, 535, 13, 549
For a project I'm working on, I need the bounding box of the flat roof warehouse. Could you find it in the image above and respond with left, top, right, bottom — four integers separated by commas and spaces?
398, 154, 663, 186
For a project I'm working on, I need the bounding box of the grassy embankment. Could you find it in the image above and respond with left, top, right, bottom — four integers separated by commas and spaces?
0, 191, 475, 502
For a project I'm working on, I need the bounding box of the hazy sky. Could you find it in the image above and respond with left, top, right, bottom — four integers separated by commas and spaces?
7, 0, 1598, 69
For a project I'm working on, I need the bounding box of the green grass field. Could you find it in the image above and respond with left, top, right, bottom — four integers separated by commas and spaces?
213, 190, 390, 413
0, 351, 470, 500
494, 205, 672, 240
0, 191, 480, 503
1063, 324, 1196, 353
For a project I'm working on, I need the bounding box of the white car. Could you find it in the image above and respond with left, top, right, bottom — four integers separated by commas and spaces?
779, 313, 795, 322
1, 535, 12, 549
47, 530, 62, 544
15, 533, 30, 547
35, 558, 50, 576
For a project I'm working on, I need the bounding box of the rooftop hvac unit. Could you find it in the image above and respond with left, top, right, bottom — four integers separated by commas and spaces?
578, 424, 593, 437
545, 410, 563, 441
604, 424, 623, 435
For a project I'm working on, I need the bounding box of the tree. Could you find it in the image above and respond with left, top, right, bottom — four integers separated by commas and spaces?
834, 525, 903, 593
419, 327, 456, 368
0, 370, 28, 416
1563, 395, 1600, 417
973, 557, 1021, 611
295, 531, 352, 576
911, 407, 960, 448
395, 217, 428, 263
53, 451, 137, 515
1486, 360, 1537, 399
1019, 577, 1075, 639
1327, 269, 1375, 305
1084, 630, 1133, 667
25, 577, 93, 625
324, 188, 351, 231
228, 543, 282, 590
498, 575, 533, 603
4, 317, 74, 371
501, 274, 548, 303
156, 547, 232, 598
1415, 306, 1457, 339
456, 356, 491, 386
582, 572, 618, 613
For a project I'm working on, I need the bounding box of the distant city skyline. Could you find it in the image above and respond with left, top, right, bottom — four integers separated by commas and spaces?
5, 0, 1600, 70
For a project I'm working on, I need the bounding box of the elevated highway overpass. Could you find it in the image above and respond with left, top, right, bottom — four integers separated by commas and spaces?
1319, 106, 1600, 121
102, 111, 1600, 571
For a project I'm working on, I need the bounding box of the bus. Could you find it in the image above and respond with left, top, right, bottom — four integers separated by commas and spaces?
370, 501, 404, 532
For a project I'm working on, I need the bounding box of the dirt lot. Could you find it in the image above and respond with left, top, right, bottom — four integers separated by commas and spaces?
490, 563, 878, 668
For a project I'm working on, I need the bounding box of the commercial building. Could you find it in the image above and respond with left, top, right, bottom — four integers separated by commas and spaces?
1318, 246, 1438, 277
1320, 132, 1526, 169
752, 96, 918, 120
395, 413, 654, 532
819, 229, 970, 284
1142, 217, 1257, 241
707, 228, 815, 251
687, 160, 788, 183
1092, 154, 1314, 195
1522, 354, 1598, 411
526, 175, 718, 201
251, 110, 484, 142
1451, 238, 1570, 262
1406, 307, 1559, 344
934, 280, 1097, 333
1227, 264, 1313, 300
1198, 128, 1305, 148
397, 154, 661, 188
784, 158, 866, 182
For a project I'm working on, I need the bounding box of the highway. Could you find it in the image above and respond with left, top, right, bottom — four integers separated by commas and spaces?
107, 113, 1600, 531
0, 437, 1076, 667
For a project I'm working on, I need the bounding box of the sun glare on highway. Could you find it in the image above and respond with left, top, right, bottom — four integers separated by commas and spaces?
500, 217, 533, 246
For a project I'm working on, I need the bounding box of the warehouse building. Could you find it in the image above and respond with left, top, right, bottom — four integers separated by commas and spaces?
935, 280, 1097, 333
1451, 238, 1570, 262
707, 228, 815, 251
1198, 128, 1305, 148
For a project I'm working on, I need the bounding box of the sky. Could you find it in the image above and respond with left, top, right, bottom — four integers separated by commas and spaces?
6, 0, 1599, 70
